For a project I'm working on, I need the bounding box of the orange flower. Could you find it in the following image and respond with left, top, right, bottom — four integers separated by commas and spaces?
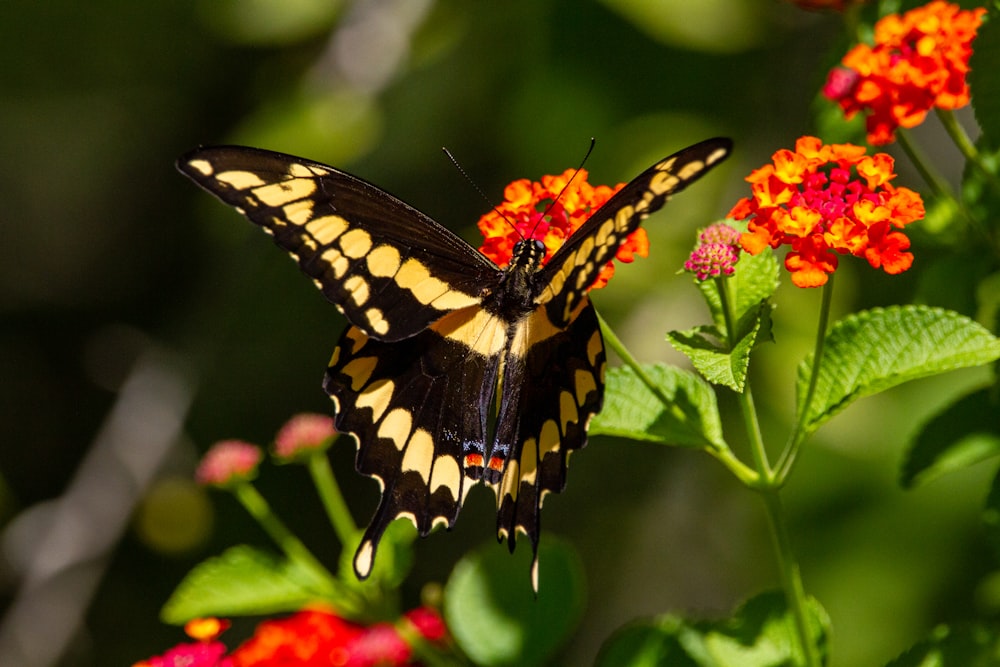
728, 136, 924, 288
477, 169, 638, 289
823, 1, 985, 145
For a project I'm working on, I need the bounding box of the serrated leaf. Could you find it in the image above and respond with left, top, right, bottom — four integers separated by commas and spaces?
901, 388, 1000, 488
443, 537, 585, 667
885, 624, 1000, 667
969, 8, 1000, 144
797, 306, 1000, 437
589, 363, 726, 450
595, 590, 830, 667
161, 545, 329, 623
667, 317, 759, 392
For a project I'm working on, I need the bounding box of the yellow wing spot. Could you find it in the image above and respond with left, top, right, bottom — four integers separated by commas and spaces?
344, 275, 370, 307
355, 539, 375, 578
306, 215, 349, 245
341, 353, 378, 390
354, 378, 394, 419
283, 199, 315, 225
509, 308, 564, 358
430, 454, 462, 497
575, 237, 595, 267
339, 228, 373, 259
614, 204, 635, 232
678, 159, 708, 180
253, 177, 317, 207
215, 169, 266, 190
187, 159, 214, 176
321, 247, 350, 279
401, 428, 435, 481
539, 419, 561, 458
649, 169, 680, 196
288, 163, 314, 178
499, 458, 520, 505
520, 437, 538, 485
559, 390, 579, 430
574, 368, 597, 405
431, 307, 507, 357
595, 219, 614, 246
586, 329, 603, 366
365, 307, 390, 336
429, 290, 480, 311
575, 264, 594, 290
377, 408, 413, 450
366, 245, 402, 278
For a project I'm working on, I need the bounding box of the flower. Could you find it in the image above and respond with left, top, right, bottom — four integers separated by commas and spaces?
230, 609, 364, 667
273, 413, 337, 461
728, 136, 924, 288
684, 223, 742, 281
477, 169, 643, 289
133, 620, 232, 667
195, 440, 263, 487
823, 1, 986, 145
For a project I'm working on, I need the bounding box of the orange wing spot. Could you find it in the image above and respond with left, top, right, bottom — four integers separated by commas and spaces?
464, 453, 484, 468
488, 456, 505, 472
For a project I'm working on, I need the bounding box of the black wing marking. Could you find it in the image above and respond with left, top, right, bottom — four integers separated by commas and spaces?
534, 137, 732, 326
177, 146, 503, 342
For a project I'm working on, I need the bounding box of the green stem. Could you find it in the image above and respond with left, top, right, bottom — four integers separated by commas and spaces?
775, 274, 835, 483
895, 128, 954, 200
308, 450, 358, 546
595, 309, 757, 485
760, 489, 821, 667
232, 481, 360, 608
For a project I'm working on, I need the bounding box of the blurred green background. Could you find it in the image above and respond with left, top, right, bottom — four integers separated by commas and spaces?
1, 1, 994, 665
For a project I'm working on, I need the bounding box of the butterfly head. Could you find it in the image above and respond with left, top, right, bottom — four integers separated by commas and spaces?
509, 238, 547, 272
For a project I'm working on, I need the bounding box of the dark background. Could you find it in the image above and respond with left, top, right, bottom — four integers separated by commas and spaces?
0, 1, 992, 665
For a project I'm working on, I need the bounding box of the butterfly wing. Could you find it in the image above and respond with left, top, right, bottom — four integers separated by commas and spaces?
534, 137, 733, 325
177, 146, 503, 342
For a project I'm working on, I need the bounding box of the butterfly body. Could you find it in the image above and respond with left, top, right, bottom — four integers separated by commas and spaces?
178, 138, 731, 588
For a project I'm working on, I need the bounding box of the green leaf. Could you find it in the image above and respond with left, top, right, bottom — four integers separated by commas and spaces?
443, 536, 585, 667
969, 7, 1000, 145
901, 388, 1000, 488
160, 545, 326, 623
796, 306, 1000, 437
668, 311, 761, 392
595, 590, 830, 667
589, 363, 726, 450
885, 624, 1000, 667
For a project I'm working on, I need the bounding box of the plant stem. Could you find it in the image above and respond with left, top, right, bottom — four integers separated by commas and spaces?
775, 274, 835, 483
895, 128, 953, 199
308, 450, 358, 546
760, 489, 820, 667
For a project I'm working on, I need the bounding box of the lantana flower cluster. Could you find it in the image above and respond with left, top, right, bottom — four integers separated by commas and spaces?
728, 136, 924, 288
823, 1, 986, 145
135, 608, 447, 667
477, 169, 645, 289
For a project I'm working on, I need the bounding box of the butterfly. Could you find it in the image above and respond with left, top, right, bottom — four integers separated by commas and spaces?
177, 138, 731, 589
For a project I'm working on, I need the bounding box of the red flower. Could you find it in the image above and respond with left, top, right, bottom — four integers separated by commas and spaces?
477, 169, 642, 289
823, 1, 986, 145
230, 609, 364, 667
728, 136, 924, 288
196, 440, 263, 487
133, 619, 232, 667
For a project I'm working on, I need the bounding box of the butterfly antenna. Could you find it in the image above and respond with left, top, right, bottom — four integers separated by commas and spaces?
529, 137, 597, 240
442, 147, 522, 240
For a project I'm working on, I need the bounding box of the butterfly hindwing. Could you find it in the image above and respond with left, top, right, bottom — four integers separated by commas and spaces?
178, 146, 502, 342
535, 138, 733, 325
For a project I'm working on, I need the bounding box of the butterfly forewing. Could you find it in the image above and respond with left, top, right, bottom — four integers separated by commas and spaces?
534, 138, 733, 325
178, 146, 502, 342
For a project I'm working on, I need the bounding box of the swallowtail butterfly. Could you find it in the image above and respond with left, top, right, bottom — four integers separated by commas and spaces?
178, 138, 731, 588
